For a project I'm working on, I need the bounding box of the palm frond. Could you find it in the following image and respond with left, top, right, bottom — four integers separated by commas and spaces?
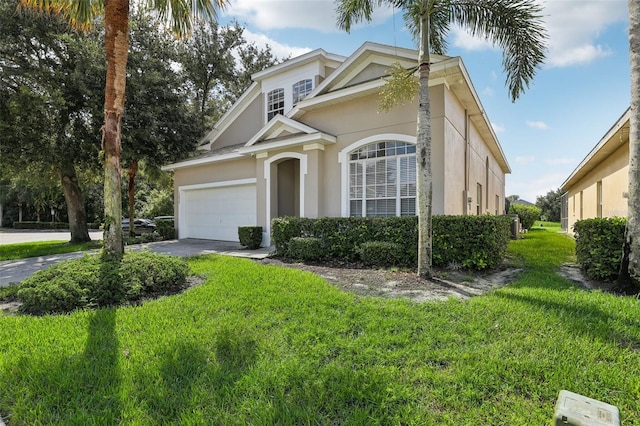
448, 0, 548, 101
150, 0, 226, 37
19, 0, 102, 30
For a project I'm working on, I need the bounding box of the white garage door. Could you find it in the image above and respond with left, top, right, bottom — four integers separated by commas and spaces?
181, 183, 256, 241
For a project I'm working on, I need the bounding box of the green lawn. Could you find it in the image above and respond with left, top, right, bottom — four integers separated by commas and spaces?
1, 228, 639, 424
0, 240, 102, 261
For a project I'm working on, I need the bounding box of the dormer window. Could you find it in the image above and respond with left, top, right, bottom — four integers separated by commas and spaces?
292, 79, 313, 105
267, 88, 284, 121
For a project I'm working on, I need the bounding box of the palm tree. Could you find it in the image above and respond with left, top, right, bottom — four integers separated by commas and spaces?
621, 0, 640, 291
19, 0, 227, 259
336, 0, 547, 278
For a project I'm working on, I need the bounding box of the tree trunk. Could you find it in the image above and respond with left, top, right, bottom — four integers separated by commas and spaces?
101, 0, 130, 259
127, 160, 138, 237
621, 0, 640, 292
416, 9, 433, 279
58, 161, 91, 243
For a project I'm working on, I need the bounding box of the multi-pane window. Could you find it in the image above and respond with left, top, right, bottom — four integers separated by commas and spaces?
292, 79, 313, 105
349, 141, 416, 217
267, 88, 284, 121
597, 180, 603, 218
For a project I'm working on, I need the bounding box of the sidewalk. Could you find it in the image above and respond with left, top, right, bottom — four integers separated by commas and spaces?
0, 239, 273, 286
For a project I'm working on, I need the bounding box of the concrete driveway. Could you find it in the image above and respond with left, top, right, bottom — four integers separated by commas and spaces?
0, 231, 272, 286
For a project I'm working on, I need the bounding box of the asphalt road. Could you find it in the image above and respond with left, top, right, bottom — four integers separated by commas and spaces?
0, 229, 104, 245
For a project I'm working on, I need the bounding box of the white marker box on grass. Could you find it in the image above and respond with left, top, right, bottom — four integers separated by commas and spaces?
554, 390, 620, 426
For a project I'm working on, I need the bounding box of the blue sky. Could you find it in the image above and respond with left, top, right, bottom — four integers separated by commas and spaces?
217, 0, 631, 203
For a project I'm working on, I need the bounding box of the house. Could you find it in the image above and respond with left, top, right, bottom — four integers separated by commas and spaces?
162, 42, 510, 245
560, 108, 630, 232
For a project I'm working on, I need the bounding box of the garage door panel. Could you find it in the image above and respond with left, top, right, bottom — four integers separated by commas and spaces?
182, 184, 256, 242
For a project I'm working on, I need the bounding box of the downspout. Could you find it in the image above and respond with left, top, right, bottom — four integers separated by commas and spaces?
464, 110, 469, 215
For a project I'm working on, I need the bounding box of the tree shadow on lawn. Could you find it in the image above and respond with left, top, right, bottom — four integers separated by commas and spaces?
496, 276, 640, 350
128, 325, 412, 423
1, 308, 122, 424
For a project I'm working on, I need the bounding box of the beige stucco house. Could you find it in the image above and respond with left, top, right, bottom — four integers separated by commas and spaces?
163, 42, 510, 245
560, 108, 630, 232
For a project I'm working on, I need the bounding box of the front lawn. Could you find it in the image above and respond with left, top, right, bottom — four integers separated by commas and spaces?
0, 228, 639, 424
0, 240, 102, 261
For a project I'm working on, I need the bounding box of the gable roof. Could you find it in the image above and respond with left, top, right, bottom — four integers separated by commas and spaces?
561, 108, 630, 190
245, 115, 323, 147
289, 42, 509, 173
183, 41, 509, 174
198, 82, 261, 151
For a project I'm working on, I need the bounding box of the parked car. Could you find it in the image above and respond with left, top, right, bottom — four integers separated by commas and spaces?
122, 218, 156, 235
153, 215, 174, 221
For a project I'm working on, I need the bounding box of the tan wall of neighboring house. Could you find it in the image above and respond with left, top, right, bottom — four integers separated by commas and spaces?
566, 142, 629, 232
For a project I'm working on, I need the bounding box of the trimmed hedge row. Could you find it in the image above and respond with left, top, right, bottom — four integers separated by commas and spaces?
432, 215, 513, 270
573, 217, 626, 281
12, 221, 69, 230
272, 215, 512, 270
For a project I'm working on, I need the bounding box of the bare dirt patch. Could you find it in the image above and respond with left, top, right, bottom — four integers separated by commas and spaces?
257, 257, 523, 303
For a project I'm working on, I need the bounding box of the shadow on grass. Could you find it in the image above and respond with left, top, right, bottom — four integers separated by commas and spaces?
495, 281, 640, 350
0, 308, 122, 424
130, 325, 259, 423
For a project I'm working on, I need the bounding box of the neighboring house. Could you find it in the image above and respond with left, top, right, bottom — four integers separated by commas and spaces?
162, 42, 510, 245
560, 108, 630, 232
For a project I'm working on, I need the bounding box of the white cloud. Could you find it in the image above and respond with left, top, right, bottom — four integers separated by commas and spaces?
543, 0, 628, 67
515, 156, 536, 165
448, 0, 627, 68
508, 172, 567, 203
526, 120, 549, 130
482, 86, 495, 97
491, 122, 504, 133
224, 0, 394, 32
242, 29, 312, 59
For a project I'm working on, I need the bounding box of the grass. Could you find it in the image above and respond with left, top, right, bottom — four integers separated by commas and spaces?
1, 227, 639, 424
0, 240, 102, 261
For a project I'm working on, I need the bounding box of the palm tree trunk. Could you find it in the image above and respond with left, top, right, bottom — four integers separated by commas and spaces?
416, 7, 432, 279
101, 0, 129, 259
621, 0, 640, 291
127, 160, 138, 237
57, 161, 91, 243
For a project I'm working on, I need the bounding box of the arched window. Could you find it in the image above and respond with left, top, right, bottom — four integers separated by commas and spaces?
267, 88, 284, 121
348, 141, 416, 217
292, 79, 313, 104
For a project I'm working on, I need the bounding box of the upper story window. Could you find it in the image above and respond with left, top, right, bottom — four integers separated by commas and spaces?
292, 79, 313, 105
267, 88, 284, 121
349, 141, 416, 217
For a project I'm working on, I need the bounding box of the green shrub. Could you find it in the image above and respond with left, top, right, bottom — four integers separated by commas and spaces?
18, 252, 189, 315
12, 221, 69, 230
288, 237, 324, 261
358, 241, 403, 267
508, 205, 541, 230
573, 217, 626, 281
0, 284, 19, 301
238, 226, 263, 249
272, 215, 511, 271
432, 215, 512, 270
156, 219, 176, 240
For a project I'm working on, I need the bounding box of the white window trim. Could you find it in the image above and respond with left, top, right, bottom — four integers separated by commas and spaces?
338, 134, 416, 217
267, 88, 285, 122
263, 152, 308, 245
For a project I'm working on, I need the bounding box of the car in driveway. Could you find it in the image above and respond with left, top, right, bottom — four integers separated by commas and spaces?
122, 218, 156, 235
